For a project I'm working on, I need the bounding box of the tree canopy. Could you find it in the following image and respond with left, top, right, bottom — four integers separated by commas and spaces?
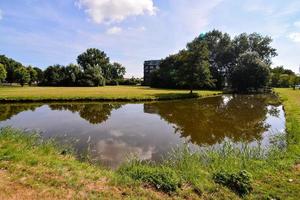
15, 66, 30, 87
230, 52, 270, 92
0, 64, 7, 84
150, 30, 279, 92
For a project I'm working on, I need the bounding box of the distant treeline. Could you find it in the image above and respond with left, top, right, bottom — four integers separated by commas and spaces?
150, 30, 300, 92
0, 48, 142, 87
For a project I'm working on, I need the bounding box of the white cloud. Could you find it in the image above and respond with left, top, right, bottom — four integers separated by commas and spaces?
288, 32, 300, 42
106, 26, 122, 35
76, 0, 157, 24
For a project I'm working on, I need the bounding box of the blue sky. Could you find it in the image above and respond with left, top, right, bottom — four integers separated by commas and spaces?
0, 0, 300, 77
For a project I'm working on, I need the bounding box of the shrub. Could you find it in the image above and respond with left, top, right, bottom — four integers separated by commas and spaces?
213, 170, 253, 196
118, 160, 181, 193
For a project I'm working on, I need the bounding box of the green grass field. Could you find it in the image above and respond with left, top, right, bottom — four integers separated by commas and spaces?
0, 86, 221, 102
0, 88, 299, 199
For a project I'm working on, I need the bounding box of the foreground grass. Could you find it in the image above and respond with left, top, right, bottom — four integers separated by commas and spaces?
0, 128, 235, 199
0, 86, 221, 102
0, 88, 299, 199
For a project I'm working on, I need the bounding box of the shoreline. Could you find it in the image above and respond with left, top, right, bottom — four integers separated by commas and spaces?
0, 93, 222, 103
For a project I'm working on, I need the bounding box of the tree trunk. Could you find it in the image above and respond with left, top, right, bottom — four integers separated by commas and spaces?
190, 84, 193, 94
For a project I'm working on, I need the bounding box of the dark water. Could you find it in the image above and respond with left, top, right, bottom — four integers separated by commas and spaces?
0, 95, 285, 168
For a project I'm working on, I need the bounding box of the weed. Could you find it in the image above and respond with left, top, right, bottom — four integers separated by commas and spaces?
118, 160, 181, 193
213, 170, 253, 197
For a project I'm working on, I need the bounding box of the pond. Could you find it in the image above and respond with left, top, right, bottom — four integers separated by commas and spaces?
0, 95, 285, 168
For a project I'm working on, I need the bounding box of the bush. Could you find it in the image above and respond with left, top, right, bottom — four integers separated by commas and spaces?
118, 160, 181, 193
118, 78, 142, 86
213, 170, 253, 196
106, 79, 119, 86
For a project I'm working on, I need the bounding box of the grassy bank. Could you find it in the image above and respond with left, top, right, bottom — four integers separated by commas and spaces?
0, 86, 221, 102
0, 88, 299, 199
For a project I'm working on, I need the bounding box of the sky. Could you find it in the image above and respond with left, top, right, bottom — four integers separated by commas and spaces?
0, 0, 300, 77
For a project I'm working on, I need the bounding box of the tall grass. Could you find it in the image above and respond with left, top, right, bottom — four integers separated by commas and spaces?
118, 138, 288, 196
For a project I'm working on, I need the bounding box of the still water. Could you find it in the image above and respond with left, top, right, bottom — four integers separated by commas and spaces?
0, 95, 285, 168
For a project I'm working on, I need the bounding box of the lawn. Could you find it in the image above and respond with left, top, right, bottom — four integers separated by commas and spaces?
0, 86, 221, 102
0, 88, 299, 199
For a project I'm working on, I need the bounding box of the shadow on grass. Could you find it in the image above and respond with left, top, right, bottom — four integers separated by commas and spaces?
151, 92, 199, 100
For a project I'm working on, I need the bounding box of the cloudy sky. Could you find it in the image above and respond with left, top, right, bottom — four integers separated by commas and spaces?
0, 0, 300, 77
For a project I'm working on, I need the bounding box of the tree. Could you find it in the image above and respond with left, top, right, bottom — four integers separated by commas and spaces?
0, 64, 7, 84
33, 67, 44, 84
79, 64, 105, 86
187, 30, 233, 89
150, 54, 180, 88
289, 75, 300, 90
77, 48, 109, 86
110, 62, 126, 80
272, 66, 295, 75
27, 66, 38, 86
62, 64, 82, 86
230, 52, 270, 92
232, 33, 277, 65
0, 55, 24, 84
270, 66, 296, 88
278, 74, 290, 88
15, 67, 30, 86
43, 65, 65, 86
178, 41, 212, 93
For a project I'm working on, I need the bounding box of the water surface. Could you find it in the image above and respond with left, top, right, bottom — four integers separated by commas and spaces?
0, 95, 285, 168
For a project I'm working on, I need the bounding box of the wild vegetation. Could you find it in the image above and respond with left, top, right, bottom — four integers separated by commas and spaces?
0, 88, 299, 199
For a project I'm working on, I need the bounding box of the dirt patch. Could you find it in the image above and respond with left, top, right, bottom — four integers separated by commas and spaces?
85, 177, 109, 192
295, 164, 300, 171
0, 170, 39, 200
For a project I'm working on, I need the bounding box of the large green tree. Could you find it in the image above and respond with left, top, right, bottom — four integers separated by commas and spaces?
270, 66, 296, 88
0, 55, 24, 84
43, 65, 65, 86
62, 64, 82, 86
187, 30, 233, 89
151, 31, 277, 91
110, 62, 126, 80
178, 41, 212, 93
15, 66, 30, 86
289, 75, 300, 90
27, 66, 38, 86
0, 64, 7, 84
77, 48, 109, 86
150, 54, 179, 88
232, 33, 277, 65
230, 52, 270, 92
33, 67, 44, 84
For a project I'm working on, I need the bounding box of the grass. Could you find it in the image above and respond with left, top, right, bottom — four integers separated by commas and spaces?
0, 86, 221, 102
0, 88, 299, 199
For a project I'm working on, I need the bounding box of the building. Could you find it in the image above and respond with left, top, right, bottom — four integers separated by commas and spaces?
143, 60, 161, 85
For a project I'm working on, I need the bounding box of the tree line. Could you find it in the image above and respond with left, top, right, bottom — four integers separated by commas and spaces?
270, 66, 300, 89
150, 30, 300, 92
0, 48, 142, 87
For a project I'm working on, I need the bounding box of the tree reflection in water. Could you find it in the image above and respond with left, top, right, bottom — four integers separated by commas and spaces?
0, 103, 42, 121
144, 95, 280, 146
49, 103, 123, 124
0, 102, 122, 125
